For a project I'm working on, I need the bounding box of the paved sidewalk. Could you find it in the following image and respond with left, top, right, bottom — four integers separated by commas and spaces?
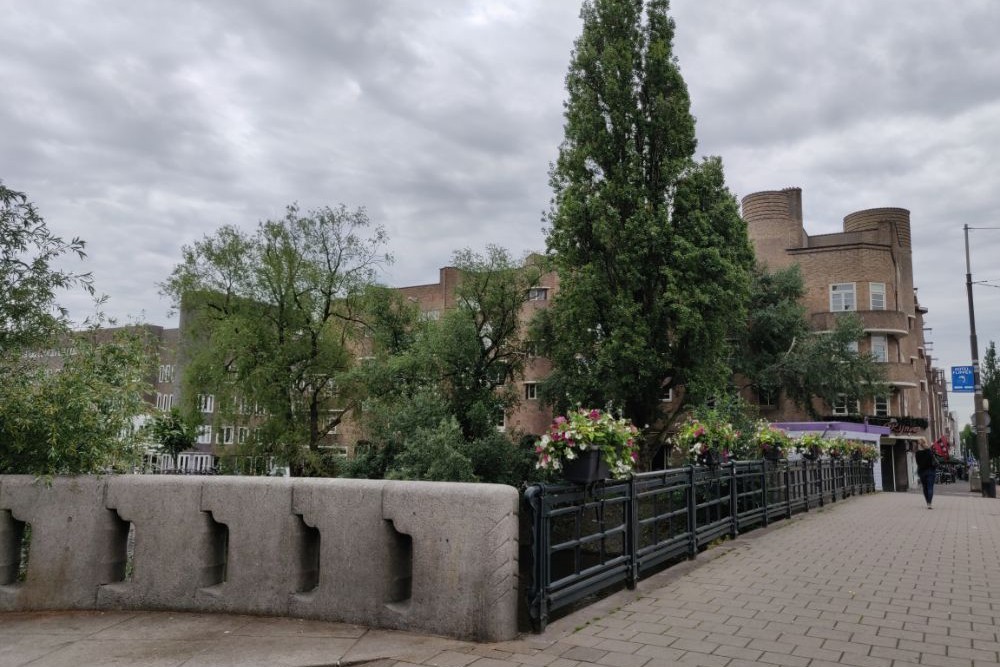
4, 488, 1000, 666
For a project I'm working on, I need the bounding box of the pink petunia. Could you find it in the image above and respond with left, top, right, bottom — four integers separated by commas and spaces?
589, 409, 600, 420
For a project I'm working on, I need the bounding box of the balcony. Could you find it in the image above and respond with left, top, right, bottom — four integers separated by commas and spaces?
882, 361, 921, 388
810, 310, 909, 336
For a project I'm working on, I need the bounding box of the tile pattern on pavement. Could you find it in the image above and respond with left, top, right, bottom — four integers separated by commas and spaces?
3, 488, 999, 667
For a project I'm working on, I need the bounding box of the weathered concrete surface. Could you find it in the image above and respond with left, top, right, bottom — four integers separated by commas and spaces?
195, 476, 304, 616
0, 474, 521, 641
97, 475, 223, 611
287, 478, 398, 626
383, 481, 519, 642
0, 475, 125, 611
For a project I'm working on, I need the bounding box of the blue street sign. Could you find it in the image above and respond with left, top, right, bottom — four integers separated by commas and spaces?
952, 365, 975, 393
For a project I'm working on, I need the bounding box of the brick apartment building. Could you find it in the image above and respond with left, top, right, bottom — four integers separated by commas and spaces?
741, 187, 952, 490
396, 261, 559, 437
41, 189, 953, 484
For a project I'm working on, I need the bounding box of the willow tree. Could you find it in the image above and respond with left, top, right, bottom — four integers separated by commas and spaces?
162, 204, 390, 461
538, 0, 754, 449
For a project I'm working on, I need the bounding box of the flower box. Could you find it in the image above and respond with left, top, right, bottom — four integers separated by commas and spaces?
562, 449, 610, 484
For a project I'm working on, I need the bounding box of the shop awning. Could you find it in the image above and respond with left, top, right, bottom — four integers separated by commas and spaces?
772, 421, 891, 444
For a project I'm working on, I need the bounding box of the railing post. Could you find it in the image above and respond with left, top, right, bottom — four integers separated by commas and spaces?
626, 474, 638, 589
730, 462, 739, 537
524, 485, 549, 633
761, 460, 769, 527
784, 462, 792, 520
687, 465, 698, 559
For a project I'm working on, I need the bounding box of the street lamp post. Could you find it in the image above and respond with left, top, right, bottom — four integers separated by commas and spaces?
965, 224, 995, 497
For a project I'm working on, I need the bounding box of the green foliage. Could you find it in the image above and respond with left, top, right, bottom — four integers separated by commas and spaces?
0, 181, 94, 352
0, 324, 155, 475
981, 341, 1000, 460
161, 203, 391, 457
733, 264, 887, 417
539, 0, 755, 450
778, 314, 888, 417
0, 183, 155, 475
346, 247, 545, 484
145, 408, 198, 459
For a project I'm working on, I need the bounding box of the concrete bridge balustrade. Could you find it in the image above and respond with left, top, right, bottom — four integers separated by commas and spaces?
0, 475, 519, 642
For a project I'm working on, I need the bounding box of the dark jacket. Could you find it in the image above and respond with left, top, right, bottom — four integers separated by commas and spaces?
915, 448, 938, 473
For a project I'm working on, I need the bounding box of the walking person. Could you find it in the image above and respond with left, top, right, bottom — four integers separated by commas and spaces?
915, 440, 938, 509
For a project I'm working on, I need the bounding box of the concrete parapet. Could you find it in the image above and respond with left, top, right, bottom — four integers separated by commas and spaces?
196, 476, 302, 616
0, 475, 125, 611
98, 475, 222, 611
0, 474, 518, 641
383, 481, 519, 642
288, 479, 398, 626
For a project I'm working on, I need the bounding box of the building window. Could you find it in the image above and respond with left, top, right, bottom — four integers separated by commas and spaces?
196, 425, 212, 445
158, 364, 174, 383
870, 334, 888, 363
524, 340, 540, 358
756, 387, 777, 408
870, 282, 886, 310
846, 340, 859, 354
660, 387, 673, 403
197, 394, 215, 414
874, 396, 890, 417
496, 411, 506, 433
155, 392, 174, 411
421, 309, 441, 321
832, 395, 859, 416
238, 427, 249, 444
527, 287, 549, 301
830, 283, 856, 312
218, 426, 235, 445
524, 382, 538, 400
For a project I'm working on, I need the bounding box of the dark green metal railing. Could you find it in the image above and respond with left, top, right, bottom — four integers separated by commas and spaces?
524, 458, 875, 631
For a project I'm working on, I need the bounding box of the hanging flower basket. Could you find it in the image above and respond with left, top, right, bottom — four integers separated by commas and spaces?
561, 449, 610, 484
535, 408, 640, 482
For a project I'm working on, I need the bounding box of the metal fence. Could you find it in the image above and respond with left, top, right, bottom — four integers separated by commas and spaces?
523, 458, 875, 631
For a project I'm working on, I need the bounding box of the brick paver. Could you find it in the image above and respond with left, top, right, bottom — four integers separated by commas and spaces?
491, 489, 1000, 666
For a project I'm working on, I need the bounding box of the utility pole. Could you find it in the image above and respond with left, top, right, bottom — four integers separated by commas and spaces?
965, 224, 994, 497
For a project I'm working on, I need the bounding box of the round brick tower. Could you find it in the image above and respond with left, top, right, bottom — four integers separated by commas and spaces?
843, 207, 912, 314
741, 187, 806, 269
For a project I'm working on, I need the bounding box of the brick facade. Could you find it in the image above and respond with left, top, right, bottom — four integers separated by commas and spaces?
743, 187, 951, 489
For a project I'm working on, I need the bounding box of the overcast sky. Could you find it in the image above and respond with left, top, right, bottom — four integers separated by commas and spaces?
4, 1, 999, 425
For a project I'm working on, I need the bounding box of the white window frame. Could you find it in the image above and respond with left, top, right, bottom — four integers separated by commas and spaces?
870, 334, 888, 363
218, 426, 235, 445
155, 392, 174, 411
198, 394, 215, 414
874, 396, 890, 417
238, 427, 250, 444
524, 382, 538, 401
496, 412, 506, 433
846, 340, 859, 354
830, 283, 857, 312
158, 364, 174, 383
832, 395, 860, 416
870, 282, 886, 310
660, 387, 673, 403
527, 287, 549, 302
196, 425, 212, 445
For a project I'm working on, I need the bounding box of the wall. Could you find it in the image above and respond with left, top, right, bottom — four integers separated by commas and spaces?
0, 475, 519, 642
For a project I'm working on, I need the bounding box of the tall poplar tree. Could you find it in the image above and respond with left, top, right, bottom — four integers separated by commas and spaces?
538, 0, 754, 447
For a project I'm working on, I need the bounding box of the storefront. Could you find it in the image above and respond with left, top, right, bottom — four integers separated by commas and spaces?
773, 421, 892, 491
